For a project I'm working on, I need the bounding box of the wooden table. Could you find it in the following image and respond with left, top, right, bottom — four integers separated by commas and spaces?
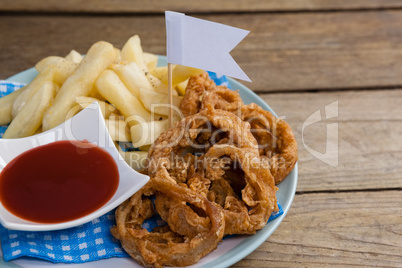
1, 1, 401, 267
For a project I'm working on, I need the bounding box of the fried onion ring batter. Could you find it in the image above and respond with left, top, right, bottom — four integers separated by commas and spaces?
180, 72, 243, 117
179, 73, 298, 184
204, 144, 278, 235
147, 108, 258, 178
111, 177, 225, 268
147, 109, 277, 236
241, 103, 298, 184
112, 72, 298, 267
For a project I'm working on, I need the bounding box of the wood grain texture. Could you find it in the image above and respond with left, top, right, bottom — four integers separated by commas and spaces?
3, 11, 402, 92
260, 89, 402, 192
233, 191, 402, 267
1, 0, 402, 13
1, 15, 401, 192
1, 4, 402, 268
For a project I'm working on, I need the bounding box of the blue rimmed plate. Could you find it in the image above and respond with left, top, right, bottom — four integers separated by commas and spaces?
1, 58, 297, 267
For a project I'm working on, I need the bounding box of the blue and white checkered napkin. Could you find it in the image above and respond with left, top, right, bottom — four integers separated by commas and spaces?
0, 212, 128, 263
0, 75, 283, 264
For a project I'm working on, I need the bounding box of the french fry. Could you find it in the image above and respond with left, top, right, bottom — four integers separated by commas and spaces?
0, 88, 25, 125
12, 67, 54, 118
139, 89, 183, 116
160, 64, 204, 85
53, 60, 78, 85
175, 78, 189, 96
130, 119, 169, 147
149, 65, 199, 95
118, 150, 148, 170
3, 82, 57, 138
111, 62, 153, 99
147, 73, 178, 95
121, 35, 148, 72
95, 69, 151, 125
139, 144, 152, 151
42, 41, 116, 131
143, 52, 158, 72
35, 57, 78, 83
151, 66, 169, 81
75, 96, 102, 106
105, 118, 131, 142
88, 88, 106, 100
35, 56, 63, 72
13, 59, 78, 118
65, 104, 83, 121
75, 96, 118, 118
3, 35, 200, 165
65, 50, 83, 63
114, 48, 122, 63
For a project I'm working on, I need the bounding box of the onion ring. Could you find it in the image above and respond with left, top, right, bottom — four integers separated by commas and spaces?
241, 103, 298, 184
180, 72, 243, 117
154, 193, 211, 239
204, 144, 278, 235
112, 72, 297, 267
147, 108, 258, 179
111, 176, 225, 268
147, 108, 277, 235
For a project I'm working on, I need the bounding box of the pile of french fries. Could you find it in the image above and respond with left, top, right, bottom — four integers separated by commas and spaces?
0, 35, 203, 170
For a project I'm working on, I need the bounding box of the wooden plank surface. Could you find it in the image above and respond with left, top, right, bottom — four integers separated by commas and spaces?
1, 12, 401, 192
3, 11, 402, 92
234, 191, 402, 267
1, 3, 402, 268
260, 89, 402, 192
1, 0, 402, 13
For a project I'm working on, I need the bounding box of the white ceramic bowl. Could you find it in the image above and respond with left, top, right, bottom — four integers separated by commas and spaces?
0, 102, 149, 231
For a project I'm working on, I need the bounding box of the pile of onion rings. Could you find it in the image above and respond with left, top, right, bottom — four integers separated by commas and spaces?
111, 175, 225, 268
112, 72, 297, 267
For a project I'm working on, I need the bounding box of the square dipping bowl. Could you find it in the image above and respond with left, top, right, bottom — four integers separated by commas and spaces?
0, 102, 149, 231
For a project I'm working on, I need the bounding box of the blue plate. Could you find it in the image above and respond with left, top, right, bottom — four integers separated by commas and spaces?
1, 62, 298, 268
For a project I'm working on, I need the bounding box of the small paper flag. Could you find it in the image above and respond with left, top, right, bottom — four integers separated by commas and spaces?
165, 11, 251, 82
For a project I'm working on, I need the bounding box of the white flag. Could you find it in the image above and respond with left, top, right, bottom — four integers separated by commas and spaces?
165, 11, 251, 82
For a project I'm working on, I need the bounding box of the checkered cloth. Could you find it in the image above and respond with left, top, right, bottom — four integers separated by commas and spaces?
0, 75, 283, 264
0, 212, 128, 263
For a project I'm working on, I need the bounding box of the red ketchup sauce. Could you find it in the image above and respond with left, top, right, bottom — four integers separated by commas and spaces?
0, 140, 119, 224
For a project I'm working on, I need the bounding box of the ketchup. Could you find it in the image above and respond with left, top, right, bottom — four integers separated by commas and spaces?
0, 140, 119, 224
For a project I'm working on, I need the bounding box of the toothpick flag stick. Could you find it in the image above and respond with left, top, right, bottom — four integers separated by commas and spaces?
165, 11, 251, 127
168, 63, 174, 128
